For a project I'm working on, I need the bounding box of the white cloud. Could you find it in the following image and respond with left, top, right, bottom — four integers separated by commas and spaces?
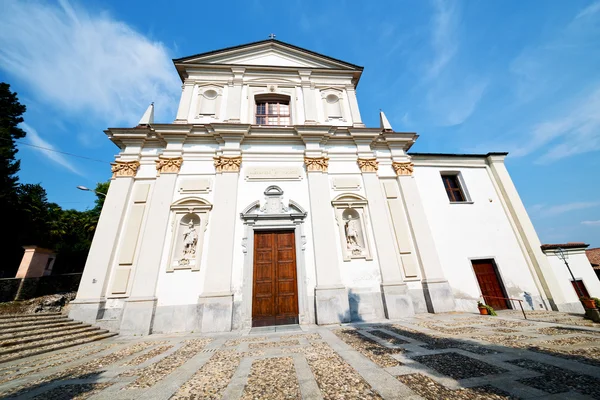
582, 220, 600, 226
417, 0, 487, 126
20, 122, 83, 176
426, 78, 488, 126
575, 1, 600, 19
0, 0, 180, 126
532, 201, 600, 217
510, 86, 600, 162
493, 2, 600, 162
426, 0, 458, 79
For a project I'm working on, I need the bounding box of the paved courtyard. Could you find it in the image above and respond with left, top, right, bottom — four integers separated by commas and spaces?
1, 311, 600, 399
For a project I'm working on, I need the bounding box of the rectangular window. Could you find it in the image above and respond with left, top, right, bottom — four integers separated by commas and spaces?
571, 280, 590, 298
441, 173, 467, 202
255, 99, 291, 126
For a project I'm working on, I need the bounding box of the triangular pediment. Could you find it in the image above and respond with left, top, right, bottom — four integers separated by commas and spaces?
174, 40, 362, 71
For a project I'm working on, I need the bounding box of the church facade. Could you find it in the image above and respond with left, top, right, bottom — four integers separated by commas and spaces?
70, 39, 589, 335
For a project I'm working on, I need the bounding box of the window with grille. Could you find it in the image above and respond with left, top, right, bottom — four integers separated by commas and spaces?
255, 97, 291, 126
441, 173, 467, 202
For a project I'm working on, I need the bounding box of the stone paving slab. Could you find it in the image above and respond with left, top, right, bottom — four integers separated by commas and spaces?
1, 311, 600, 399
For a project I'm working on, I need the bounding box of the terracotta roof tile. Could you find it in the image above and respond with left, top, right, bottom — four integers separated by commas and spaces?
586, 247, 600, 269
540, 242, 590, 251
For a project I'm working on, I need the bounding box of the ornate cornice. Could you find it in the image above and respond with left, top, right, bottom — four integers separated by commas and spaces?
392, 161, 414, 176
156, 156, 183, 175
357, 158, 378, 173
111, 160, 140, 178
304, 157, 329, 172
214, 156, 242, 173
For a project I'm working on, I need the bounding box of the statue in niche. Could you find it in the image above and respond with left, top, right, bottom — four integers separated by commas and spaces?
344, 217, 364, 256
179, 221, 198, 265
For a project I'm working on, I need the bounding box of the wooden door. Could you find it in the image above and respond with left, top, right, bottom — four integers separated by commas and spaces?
252, 231, 299, 327
571, 280, 590, 298
472, 260, 509, 310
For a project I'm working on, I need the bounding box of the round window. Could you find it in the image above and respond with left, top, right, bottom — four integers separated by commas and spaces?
326, 94, 339, 104
203, 89, 218, 100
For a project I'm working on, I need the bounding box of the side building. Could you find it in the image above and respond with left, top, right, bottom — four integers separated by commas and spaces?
69, 39, 586, 335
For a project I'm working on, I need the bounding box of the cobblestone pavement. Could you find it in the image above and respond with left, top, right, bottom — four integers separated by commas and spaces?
1, 311, 600, 399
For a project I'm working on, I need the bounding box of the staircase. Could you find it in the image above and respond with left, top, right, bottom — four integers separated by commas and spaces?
0, 313, 117, 363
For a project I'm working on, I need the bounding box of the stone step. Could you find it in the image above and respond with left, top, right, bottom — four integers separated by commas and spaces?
0, 312, 63, 320
0, 328, 113, 357
0, 325, 101, 348
0, 331, 117, 364
0, 317, 71, 331
0, 320, 83, 336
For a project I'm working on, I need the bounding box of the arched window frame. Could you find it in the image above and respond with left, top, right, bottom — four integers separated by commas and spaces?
254, 93, 292, 126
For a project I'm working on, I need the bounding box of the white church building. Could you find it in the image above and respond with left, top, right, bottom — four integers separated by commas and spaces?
70, 39, 599, 335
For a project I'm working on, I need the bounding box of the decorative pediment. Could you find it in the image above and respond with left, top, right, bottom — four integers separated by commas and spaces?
331, 193, 368, 208
240, 186, 307, 220
174, 40, 362, 71
171, 197, 213, 213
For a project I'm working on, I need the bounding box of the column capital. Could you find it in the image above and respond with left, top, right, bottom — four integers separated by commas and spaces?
304, 156, 329, 172
111, 160, 140, 178
357, 158, 378, 173
214, 155, 242, 173
392, 161, 414, 176
230, 67, 245, 85
155, 156, 183, 175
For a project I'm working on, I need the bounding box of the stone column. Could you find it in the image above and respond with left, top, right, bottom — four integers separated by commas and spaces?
305, 156, 351, 324
198, 155, 242, 332
393, 161, 456, 313
299, 70, 318, 124
486, 154, 559, 310
175, 82, 195, 122
225, 67, 245, 123
69, 160, 139, 324
358, 158, 414, 318
119, 156, 182, 335
345, 85, 365, 127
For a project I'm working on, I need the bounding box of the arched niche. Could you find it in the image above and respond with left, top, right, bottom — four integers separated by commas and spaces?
331, 193, 373, 261
167, 197, 212, 272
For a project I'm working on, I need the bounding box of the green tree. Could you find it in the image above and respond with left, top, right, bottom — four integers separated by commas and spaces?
0, 83, 26, 199
0, 82, 106, 277
0, 83, 27, 276
91, 180, 110, 216
16, 183, 53, 248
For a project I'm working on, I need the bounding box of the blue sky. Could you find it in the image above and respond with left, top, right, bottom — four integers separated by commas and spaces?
0, 0, 599, 247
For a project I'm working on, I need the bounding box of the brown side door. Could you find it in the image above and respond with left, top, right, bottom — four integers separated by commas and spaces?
252, 231, 299, 327
472, 260, 509, 310
571, 280, 590, 298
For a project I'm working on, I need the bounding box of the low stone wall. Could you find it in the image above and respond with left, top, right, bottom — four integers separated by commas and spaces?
0, 273, 82, 302
0, 279, 22, 303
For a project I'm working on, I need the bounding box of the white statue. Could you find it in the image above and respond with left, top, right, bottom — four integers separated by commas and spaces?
344, 218, 365, 256
181, 221, 198, 261
345, 219, 360, 248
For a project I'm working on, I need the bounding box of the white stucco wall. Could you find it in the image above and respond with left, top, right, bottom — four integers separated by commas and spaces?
413, 164, 545, 312
543, 249, 600, 311
326, 153, 383, 292
177, 68, 357, 127
231, 157, 317, 303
